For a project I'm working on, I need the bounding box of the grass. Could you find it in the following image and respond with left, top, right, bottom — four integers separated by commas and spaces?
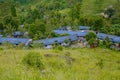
0, 48, 120, 80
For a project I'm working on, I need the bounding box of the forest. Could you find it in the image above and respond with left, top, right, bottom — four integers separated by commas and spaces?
0, 0, 120, 40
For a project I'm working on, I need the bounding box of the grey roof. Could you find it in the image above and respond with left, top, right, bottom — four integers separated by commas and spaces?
12, 31, 23, 36
97, 32, 120, 43
79, 26, 90, 30
53, 30, 88, 37
36, 35, 78, 45
0, 37, 32, 46
97, 33, 118, 40
53, 30, 74, 34
54, 30, 120, 43
97, 33, 108, 39
58, 26, 71, 30
113, 37, 120, 43
74, 31, 88, 37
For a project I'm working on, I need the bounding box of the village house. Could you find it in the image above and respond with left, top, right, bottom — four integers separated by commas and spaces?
12, 31, 23, 38
12, 31, 29, 38
0, 26, 119, 50
97, 32, 120, 50
54, 28, 120, 50
0, 37, 32, 46
58, 26, 72, 31
79, 26, 90, 31
53, 30, 88, 42
35, 35, 78, 49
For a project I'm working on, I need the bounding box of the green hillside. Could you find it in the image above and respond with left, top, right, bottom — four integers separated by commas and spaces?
0, 1, 120, 80
0, 48, 120, 80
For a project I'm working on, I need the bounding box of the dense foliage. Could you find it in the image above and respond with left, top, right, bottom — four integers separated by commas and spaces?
22, 52, 44, 70
0, 0, 120, 39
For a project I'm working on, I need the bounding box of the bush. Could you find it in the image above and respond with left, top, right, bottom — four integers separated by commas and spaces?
22, 52, 44, 70
1, 42, 14, 49
86, 32, 98, 48
49, 59, 66, 69
50, 32, 59, 37
96, 59, 104, 69
99, 36, 112, 48
0, 47, 4, 50
55, 45, 63, 51
32, 42, 44, 49
16, 44, 24, 49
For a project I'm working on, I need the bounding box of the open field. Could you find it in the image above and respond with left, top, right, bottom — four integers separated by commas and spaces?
0, 48, 120, 80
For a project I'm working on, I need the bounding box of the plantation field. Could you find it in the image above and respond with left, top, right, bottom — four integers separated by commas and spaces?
0, 48, 120, 80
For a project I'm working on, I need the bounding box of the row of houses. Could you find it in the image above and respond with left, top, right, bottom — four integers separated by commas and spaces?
58, 26, 90, 31
34, 26, 120, 49
54, 26, 120, 43
35, 35, 78, 48
0, 26, 120, 49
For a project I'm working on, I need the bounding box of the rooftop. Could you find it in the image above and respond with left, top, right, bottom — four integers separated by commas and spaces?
79, 26, 90, 30
0, 37, 32, 46
36, 35, 78, 45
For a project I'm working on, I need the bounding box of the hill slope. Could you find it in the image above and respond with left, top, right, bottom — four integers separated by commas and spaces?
0, 48, 120, 80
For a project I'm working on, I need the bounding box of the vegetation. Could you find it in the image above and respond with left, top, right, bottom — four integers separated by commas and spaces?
0, 0, 120, 39
99, 36, 112, 48
86, 32, 98, 48
0, 48, 120, 80
0, 1, 120, 80
22, 52, 44, 70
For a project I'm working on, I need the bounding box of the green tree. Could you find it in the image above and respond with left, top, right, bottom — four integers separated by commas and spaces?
2, 15, 19, 36
94, 0, 104, 13
86, 32, 98, 48
3, 15, 19, 31
0, 22, 4, 30
69, 2, 81, 26
112, 2, 120, 24
99, 36, 112, 48
110, 24, 120, 36
91, 17, 105, 31
5, 24, 15, 36
26, 8, 41, 24
27, 20, 46, 39
11, 4, 17, 17
104, 6, 115, 18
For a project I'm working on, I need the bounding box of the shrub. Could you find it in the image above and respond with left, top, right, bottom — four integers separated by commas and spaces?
50, 32, 59, 37
1, 42, 14, 49
32, 42, 44, 49
49, 59, 66, 69
16, 44, 24, 49
55, 45, 63, 51
64, 39, 70, 44
99, 36, 112, 48
65, 52, 72, 65
96, 59, 104, 69
22, 52, 44, 70
0, 47, 4, 50
86, 32, 98, 48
